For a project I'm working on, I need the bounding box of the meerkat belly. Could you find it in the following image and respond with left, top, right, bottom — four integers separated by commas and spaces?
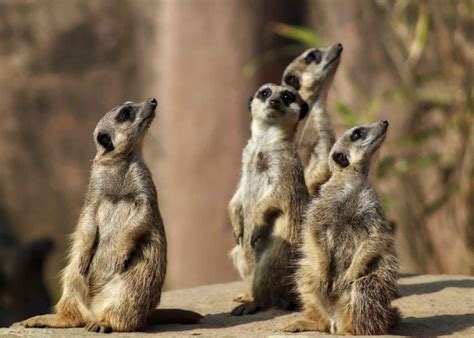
241, 150, 276, 234
91, 199, 138, 272
326, 227, 358, 279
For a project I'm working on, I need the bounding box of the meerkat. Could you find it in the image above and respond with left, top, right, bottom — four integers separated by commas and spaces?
283, 120, 400, 335
282, 43, 343, 195
228, 83, 310, 315
13, 99, 201, 333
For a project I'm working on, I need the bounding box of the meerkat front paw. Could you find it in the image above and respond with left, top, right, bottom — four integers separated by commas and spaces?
318, 276, 332, 298
78, 255, 92, 276
113, 253, 131, 273
250, 226, 269, 250
233, 229, 243, 245
334, 278, 352, 294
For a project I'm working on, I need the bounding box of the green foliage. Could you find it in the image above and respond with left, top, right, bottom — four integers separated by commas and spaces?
272, 23, 324, 47
243, 23, 324, 78
333, 101, 359, 126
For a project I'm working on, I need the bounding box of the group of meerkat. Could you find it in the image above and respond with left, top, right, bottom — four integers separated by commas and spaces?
10, 43, 398, 335
229, 42, 400, 335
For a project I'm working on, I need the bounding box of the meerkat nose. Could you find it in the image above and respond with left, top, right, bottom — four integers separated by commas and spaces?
148, 98, 158, 106
336, 42, 343, 51
382, 120, 389, 126
269, 99, 280, 109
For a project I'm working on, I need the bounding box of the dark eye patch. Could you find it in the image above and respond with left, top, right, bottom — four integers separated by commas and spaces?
116, 105, 135, 123
299, 101, 309, 120
350, 128, 367, 142
257, 88, 272, 102
284, 74, 301, 90
281, 90, 296, 106
332, 152, 349, 167
304, 50, 322, 64
97, 132, 114, 152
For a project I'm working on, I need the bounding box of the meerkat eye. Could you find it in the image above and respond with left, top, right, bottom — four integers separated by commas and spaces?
284, 75, 300, 90
304, 50, 322, 64
350, 128, 367, 141
257, 88, 272, 101
281, 90, 296, 106
116, 106, 134, 123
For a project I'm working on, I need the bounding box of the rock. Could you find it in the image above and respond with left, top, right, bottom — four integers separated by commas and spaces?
2, 274, 473, 336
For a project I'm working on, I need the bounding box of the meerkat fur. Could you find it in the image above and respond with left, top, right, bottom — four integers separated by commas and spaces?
282, 43, 343, 195
229, 83, 310, 315
284, 120, 400, 335
14, 99, 201, 333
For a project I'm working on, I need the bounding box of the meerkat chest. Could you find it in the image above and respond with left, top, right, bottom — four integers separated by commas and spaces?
242, 147, 279, 194
95, 193, 138, 241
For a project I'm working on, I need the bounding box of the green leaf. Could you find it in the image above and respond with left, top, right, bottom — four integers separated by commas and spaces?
243, 44, 304, 78
396, 127, 442, 147
376, 156, 397, 178
272, 23, 324, 47
333, 100, 359, 126
424, 184, 459, 216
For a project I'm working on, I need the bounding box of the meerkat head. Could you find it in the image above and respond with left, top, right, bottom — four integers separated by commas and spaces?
282, 42, 343, 105
248, 83, 308, 133
93, 98, 157, 160
329, 120, 389, 176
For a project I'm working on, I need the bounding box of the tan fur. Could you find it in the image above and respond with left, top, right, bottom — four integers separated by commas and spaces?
229, 84, 310, 315
14, 99, 201, 332
282, 43, 342, 195
284, 121, 400, 335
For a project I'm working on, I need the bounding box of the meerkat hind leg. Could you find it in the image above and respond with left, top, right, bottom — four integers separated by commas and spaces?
233, 292, 253, 303
19, 314, 82, 328
283, 319, 329, 333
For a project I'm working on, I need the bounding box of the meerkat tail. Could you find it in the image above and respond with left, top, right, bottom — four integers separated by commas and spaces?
350, 274, 399, 335
147, 309, 203, 325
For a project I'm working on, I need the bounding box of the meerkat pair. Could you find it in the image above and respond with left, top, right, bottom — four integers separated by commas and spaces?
14, 99, 202, 333
229, 43, 342, 313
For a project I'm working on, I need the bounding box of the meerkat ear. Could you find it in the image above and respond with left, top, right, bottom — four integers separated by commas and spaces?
248, 96, 254, 112
332, 151, 350, 167
299, 101, 309, 120
97, 132, 114, 152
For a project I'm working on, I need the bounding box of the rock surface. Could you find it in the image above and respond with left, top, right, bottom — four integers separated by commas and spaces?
2, 274, 473, 336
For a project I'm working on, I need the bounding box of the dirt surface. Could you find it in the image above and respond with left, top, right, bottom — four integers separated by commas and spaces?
2, 274, 473, 336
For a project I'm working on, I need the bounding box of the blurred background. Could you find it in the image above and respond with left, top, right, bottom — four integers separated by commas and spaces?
0, 0, 472, 326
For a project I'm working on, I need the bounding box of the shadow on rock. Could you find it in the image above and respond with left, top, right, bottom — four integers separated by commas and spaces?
144, 308, 290, 333
391, 313, 474, 336
400, 279, 474, 297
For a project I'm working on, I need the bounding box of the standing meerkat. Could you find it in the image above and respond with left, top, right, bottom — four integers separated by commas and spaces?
284, 120, 400, 335
229, 83, 310, 315
14, 99, 201, 333
282, 43, 343, 195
